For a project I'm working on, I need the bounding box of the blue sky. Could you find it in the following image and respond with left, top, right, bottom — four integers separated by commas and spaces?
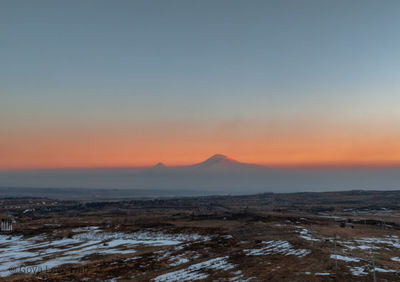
1, 0, 400, 168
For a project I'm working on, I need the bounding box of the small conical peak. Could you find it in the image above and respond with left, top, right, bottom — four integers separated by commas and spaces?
153, 162, 166, 168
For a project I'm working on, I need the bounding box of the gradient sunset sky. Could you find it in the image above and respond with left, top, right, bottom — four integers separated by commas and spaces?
1, 0, 400, 170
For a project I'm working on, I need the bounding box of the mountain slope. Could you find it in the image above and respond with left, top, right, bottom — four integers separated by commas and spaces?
187, 154, 264, 170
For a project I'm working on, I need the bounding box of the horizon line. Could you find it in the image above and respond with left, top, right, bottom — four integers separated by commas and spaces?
3, 161, 400, 172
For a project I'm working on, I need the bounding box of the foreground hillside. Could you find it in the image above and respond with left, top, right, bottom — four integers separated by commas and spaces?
1, 190, 400, 281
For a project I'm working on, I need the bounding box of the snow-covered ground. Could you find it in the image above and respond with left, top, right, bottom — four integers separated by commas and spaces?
339, 235, 400, 251
349, 266, 368, 276
294, 226, 400, 277
0, 227, 210, 277
330, 254, 360, 262
296, 226, 320, 242
391, 257, 400, 262
153, 256, 236, 282
315, 272, 330, 276
244, 240, 311, 258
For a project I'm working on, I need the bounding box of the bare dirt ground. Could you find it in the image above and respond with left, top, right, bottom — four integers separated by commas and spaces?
1, 190, 400, 281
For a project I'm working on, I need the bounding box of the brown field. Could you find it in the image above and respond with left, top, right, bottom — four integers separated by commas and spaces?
1, 190, 400, 281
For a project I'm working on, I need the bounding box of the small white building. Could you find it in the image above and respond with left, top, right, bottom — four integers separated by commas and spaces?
1, 215, 14, 232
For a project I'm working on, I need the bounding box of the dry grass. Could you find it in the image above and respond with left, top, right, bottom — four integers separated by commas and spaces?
1, 192, 400, 281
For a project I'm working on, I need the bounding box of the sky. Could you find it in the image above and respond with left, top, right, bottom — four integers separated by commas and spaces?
1, 0, 400, 170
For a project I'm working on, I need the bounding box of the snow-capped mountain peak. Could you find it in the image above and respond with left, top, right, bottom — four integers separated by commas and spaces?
193, 154, 243, 168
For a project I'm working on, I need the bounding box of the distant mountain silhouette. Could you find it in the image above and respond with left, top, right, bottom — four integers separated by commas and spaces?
186, 154, 265, 170
144, 162, 168, 173
146, 154, 265, 171
3, 153, 400, 194
152, 162, 166, 169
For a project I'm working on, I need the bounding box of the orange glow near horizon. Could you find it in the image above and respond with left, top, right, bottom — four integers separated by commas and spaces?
3, 0, 400, 172
2, 147, 400, 170
2, 119, 400, 171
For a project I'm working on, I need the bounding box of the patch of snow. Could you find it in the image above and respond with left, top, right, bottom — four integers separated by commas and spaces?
169, 256, 189, 267
349, 266, 368, 276
244, 240, 310, 258
71, 226, 100, 233
296, 227, 320, 242
330, 254, 360, 262
355, 237, 400, 249
153, 256, 236, 282
229, 270, 252, 282
341, 236, 400, 251
391, 257, 400, 262
374, 267, 397, 273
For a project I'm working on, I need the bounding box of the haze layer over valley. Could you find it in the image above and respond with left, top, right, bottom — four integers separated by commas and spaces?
1, 154, 400, 196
